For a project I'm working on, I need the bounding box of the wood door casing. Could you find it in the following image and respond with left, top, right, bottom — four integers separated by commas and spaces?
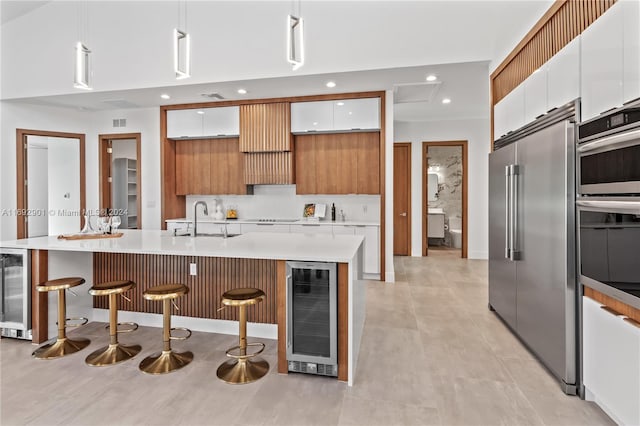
393, 143, 411, 256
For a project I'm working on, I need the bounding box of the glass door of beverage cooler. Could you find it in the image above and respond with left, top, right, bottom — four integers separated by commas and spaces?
286, 261, 337, 366
0, 248, 31, 339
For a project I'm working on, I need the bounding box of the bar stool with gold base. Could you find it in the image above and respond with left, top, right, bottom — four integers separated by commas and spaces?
139, 284, 193, 374
217, 288, 269, 384
86, 280, 141, 366
32, 277, 90, 359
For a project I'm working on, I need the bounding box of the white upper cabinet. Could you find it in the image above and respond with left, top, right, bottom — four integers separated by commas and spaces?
623, 0, 640, 104
291, 101, 333, 133
524, 66, 548, 124
493, 96, 507, 140
167, 109, 204, 138
333, 98, 380, 131
547, 37, 580, 111
202, 106, 239, 136
493, 82, 525, 140
581, 2, 624, 121
291, 98, 380, 133
167, 106, 239, 139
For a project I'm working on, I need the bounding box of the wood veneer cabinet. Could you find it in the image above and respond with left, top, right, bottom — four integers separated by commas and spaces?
239, 103, 291, 152
295, 132, 380, 194
175, 138, 246, 195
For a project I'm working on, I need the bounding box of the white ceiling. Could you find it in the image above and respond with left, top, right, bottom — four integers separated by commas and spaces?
1, 1, 552, 122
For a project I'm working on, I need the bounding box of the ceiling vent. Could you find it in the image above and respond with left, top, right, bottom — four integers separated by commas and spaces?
393, 82, 442, 104
200, 93, 225, 100
101, 99, 140, 109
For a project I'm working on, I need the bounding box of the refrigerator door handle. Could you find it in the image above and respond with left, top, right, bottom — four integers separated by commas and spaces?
510, 165, 520, 261
505, 166, 511, 259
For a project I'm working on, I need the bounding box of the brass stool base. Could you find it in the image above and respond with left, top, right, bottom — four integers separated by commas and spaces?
85, 343, 142, 366
216, 357, 269, 384
139, 350, 193, 375
32, 337, 91, 359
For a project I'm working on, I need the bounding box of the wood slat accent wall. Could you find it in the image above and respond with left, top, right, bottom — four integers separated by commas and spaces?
239, 103, 291, 152
584, 286, 640, 324
93, 253, 277, 324
491, 0, 617, 105
244, 152, 294, 184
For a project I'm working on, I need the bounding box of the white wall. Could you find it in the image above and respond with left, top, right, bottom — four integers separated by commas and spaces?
26, 137, 48, 237
0, 102, 162, 241
394, 118, 490, 259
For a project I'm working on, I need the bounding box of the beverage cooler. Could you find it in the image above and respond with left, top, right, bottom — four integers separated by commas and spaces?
286, 261, 337, 377
0, 248, 31, 340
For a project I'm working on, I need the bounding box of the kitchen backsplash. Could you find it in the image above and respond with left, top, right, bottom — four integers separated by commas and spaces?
185, 185, 380, 223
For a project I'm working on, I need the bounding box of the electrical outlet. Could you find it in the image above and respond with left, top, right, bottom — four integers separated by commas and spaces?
189, 263, 197, 276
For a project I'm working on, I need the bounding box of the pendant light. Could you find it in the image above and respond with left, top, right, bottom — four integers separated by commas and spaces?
74, 1, 92, 90
287, 1, 304, 70
174, 1, 191, 80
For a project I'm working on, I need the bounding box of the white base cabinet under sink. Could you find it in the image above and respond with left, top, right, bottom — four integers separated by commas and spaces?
583, 296, 640, 426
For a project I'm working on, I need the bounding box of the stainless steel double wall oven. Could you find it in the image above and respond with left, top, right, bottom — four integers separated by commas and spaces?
577, 99, 640, 310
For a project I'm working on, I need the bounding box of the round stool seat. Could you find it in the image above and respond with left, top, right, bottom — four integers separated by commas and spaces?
143, 284, 188, 301
89, 280, 135, 296
37, 277, 85, 292
221, 288, 265, 307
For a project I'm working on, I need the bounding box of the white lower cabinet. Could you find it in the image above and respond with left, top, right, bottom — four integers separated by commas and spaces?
583, 296, 640, 426
332, 225, 379, 275
290, 224, 332, 234
240, 223, 290, 233
198, 222, 241, 235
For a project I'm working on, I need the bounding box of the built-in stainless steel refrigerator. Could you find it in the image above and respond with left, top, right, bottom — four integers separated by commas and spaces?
489, 100, 578, 395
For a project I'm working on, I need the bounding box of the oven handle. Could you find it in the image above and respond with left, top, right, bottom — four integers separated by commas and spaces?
576, 200, 640, 214
578, 128, 640, 154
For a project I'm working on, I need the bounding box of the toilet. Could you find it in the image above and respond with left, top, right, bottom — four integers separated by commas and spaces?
449, 216, 462, 249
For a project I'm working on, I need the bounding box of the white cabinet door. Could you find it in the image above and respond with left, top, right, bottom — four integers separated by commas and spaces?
333, 98, 380, 131
547, 37, 580, 110
240, 223, 290, 233
291, 101, 333, 133
167, 109, 204, 138
583, 296, 640, 426
290, 224, 333, 234
354, 225, 379, 275
166, 221, 190, 232
202, 106, 239, 137
524, 66, 548, 124
581, 2, 624, 121
198, 222, 242, 235
623, 0, 640, 104
506, 83, 526, 132
332, 225, 355, 235
493, 97, 508, 140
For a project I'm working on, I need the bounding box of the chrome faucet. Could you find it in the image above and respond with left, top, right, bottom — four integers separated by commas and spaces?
220, 223, 228, 239
193, 201, 209, 236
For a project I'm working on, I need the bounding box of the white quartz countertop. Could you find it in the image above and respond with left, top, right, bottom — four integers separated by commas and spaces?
0, 230, 364, 262
166, 218, 380, 226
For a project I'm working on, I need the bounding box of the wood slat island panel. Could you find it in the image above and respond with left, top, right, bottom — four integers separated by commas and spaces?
93, 253, 277, 324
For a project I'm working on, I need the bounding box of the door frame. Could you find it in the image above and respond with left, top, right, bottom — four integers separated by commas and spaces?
393, 142, 412, 255
16, 129, 86, 239
98, 133, 142, 229
422, 140, 468, 258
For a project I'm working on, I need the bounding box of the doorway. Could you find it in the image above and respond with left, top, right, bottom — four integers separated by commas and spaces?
16, 129, 86, 239
393, 143, 412, 255
422, 141, 468, 258
98, 133, 142, 229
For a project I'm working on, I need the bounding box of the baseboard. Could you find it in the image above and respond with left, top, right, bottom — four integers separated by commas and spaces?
583, 386, 623, 425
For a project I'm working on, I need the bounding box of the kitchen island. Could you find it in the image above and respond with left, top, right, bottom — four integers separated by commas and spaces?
0, 230, 366, 385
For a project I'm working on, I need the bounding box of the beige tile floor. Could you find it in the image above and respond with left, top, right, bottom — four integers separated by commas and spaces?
1, 254, 614, 426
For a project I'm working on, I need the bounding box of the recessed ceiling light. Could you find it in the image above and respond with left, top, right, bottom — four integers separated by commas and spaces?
326, 81, 336, 88
336, 102, 344, 106
313, 122, 318, 126
197, 110, 205, 115
237, 88, 247, 94
160, 94, 171, 100
442, 98, 451, 104
426, 75, 437, 82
